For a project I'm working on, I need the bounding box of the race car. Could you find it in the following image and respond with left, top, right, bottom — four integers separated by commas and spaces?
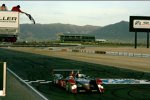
52, 69, 104, 93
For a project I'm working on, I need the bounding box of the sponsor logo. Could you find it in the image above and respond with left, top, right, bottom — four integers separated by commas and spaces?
133, 20, 150, 29
0, 17, 17, 23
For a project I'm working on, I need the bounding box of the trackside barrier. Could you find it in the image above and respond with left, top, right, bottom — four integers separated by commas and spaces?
95, 51, 106, 54
106, 51, 150, 58
7, 68, 49, 100
80, 50, 86, 53
70, 49, 150, 58
72, 49, 79, 52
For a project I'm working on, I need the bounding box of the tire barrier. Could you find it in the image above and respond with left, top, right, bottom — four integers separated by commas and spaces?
72, 49, 80, 52
95, 51, 106, 54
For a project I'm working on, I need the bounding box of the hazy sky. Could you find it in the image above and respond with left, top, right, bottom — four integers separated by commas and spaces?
1, 1, 150, 26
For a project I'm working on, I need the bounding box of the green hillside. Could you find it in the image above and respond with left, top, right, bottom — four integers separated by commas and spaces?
20, 23, 100, 41
19, 21, 147, 43
92, 21, 147, 43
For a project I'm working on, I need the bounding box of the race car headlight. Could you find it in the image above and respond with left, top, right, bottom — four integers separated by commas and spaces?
71, 85, 77, 90
98, 85, 103, 89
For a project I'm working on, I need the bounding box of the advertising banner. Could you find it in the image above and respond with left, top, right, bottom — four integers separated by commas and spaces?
130, 16, 150, 32
134, 20, 150, 29
0, 11, 19, 28
0, 11, 19, 34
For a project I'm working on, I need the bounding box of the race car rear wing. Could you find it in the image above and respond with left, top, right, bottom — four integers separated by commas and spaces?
53, 69, 82, 77
53, 69, 81, 72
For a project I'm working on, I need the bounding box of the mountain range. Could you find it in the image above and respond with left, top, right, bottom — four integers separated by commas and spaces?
20, 23, 100, 41
19, 21, 147, 43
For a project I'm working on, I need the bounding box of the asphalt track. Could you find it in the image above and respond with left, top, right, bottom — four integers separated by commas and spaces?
0, 71, 42, 100
0, 48, 150, 100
